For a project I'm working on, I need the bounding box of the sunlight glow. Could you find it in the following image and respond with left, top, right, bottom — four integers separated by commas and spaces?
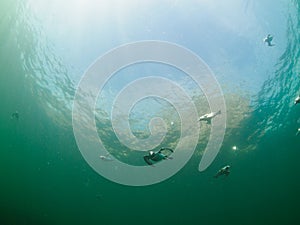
27, 0, 154, 24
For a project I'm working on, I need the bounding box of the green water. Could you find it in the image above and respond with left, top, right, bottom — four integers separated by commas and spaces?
1, 1, 300, 224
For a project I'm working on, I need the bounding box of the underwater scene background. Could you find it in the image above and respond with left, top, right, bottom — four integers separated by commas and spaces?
1, 0, 300, 224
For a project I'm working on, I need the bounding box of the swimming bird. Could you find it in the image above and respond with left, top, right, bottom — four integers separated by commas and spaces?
198, 110, 221, 124
99, 153, 113, 161
11, 111, 19, 120
263, 34, 274, 46
214, 165, 230, 178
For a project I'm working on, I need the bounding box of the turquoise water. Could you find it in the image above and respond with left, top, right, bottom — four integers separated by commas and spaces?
1, 0, 300, 224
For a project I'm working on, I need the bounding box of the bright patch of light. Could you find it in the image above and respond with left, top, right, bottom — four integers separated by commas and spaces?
27, 0, 155, 23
